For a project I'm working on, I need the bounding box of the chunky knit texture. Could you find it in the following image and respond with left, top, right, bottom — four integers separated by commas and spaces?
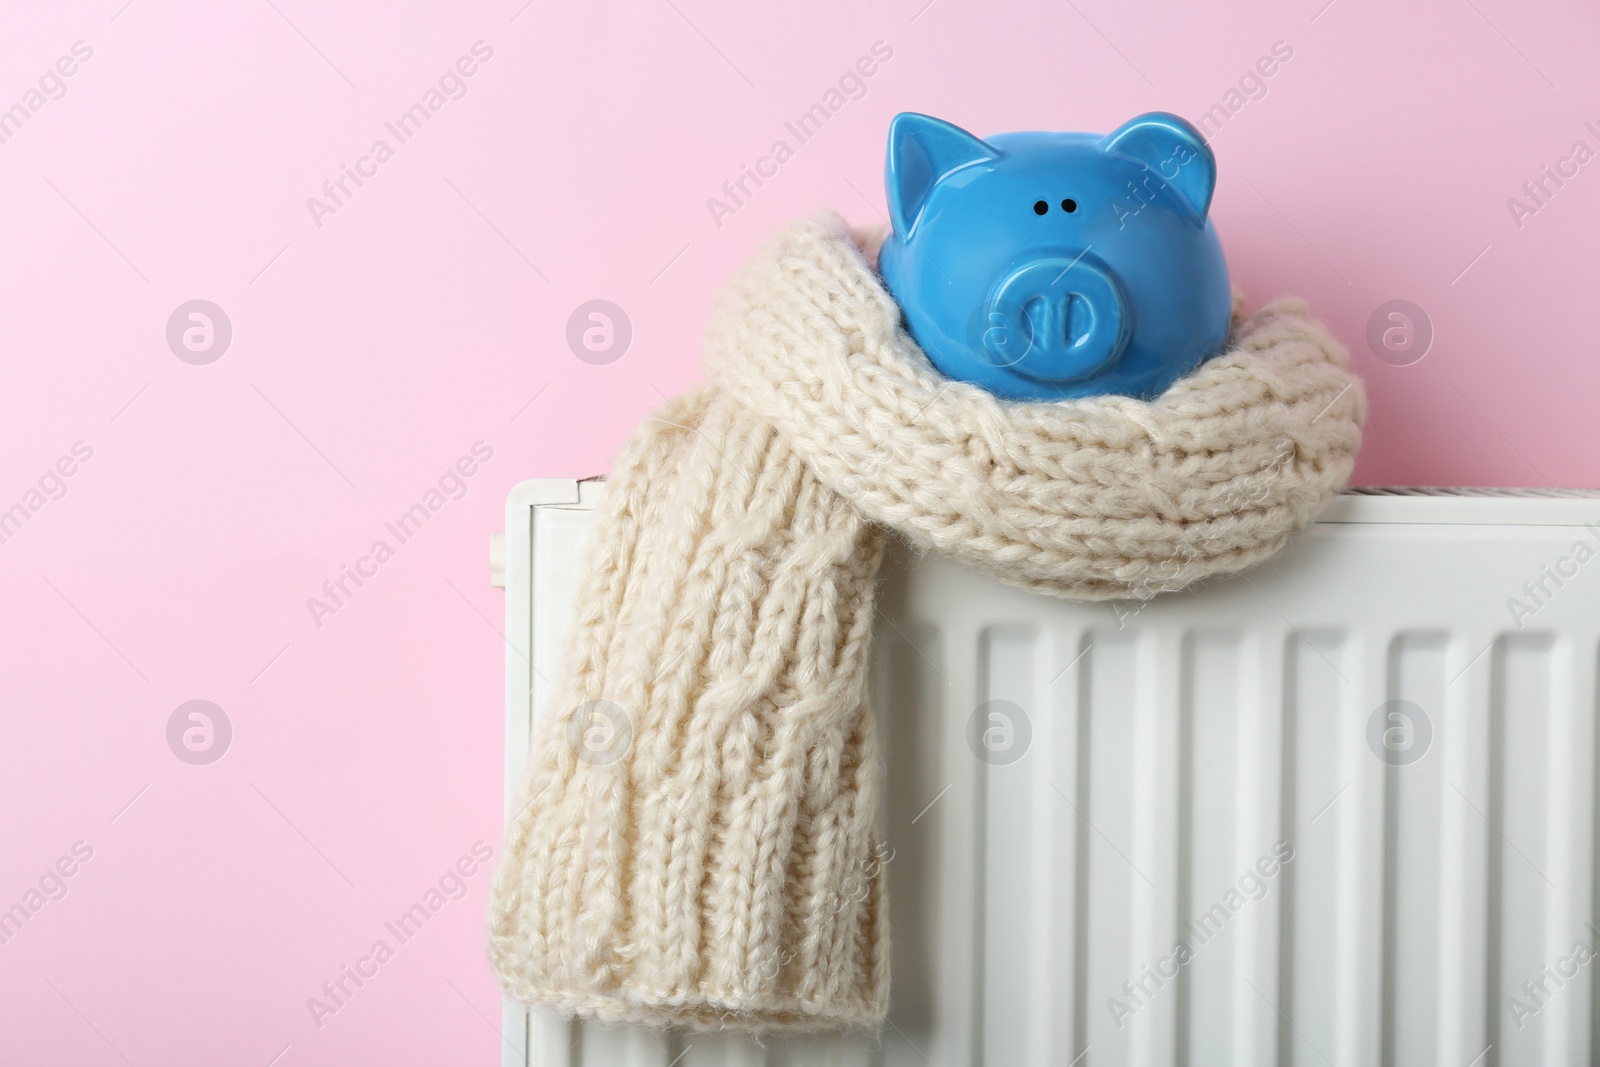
488, 212, 1365, 1032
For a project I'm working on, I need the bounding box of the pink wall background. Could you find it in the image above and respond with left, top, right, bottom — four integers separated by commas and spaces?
1, 0, 1596, 1062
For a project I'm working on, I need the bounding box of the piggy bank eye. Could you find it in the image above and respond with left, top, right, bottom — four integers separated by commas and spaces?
1061, 199, 1077, 213
1033, 200, 1048, 215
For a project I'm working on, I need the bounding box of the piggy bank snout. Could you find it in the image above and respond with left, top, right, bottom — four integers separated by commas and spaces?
979, 256, 1131, 384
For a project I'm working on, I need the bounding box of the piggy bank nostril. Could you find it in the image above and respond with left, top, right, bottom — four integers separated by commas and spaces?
1065, 292, 1092, 341
1020, 295, 1052, 344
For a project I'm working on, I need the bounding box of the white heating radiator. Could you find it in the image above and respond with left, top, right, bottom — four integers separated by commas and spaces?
493, 481, 1600, 1067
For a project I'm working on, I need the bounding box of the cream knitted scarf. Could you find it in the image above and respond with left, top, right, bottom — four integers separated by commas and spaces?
488, 212, 1364, 1031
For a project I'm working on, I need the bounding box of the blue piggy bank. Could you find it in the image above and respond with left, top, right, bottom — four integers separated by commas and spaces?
878, 111, 1232, 401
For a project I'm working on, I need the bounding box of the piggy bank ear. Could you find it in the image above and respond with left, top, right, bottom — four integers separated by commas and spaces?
886, 112, 996, 238
1101, 112, 1217, 221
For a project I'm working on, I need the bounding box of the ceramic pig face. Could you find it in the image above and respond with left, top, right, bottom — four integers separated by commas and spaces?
877, 112, 1232, 401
